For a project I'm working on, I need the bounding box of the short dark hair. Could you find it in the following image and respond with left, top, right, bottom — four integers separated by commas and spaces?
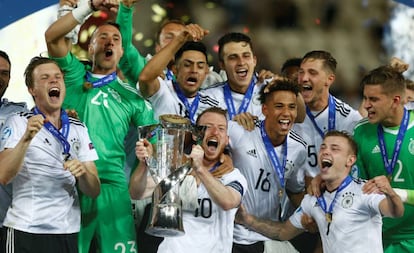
91, 22, 121, 39
324, 130, 358, 156
259, 78, 300, 104
281, 57, 301, 74
218, 32, 253, 61
24, 57, 63, 88
175, 41, 208, 63
302, 50, 337, 74
360, 65, 405, 96
156, 19, 186, 44
0, 50, 11, 67
196, 107, 228, 126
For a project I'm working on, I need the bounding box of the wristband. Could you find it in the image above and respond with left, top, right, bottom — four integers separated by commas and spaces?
394, 188, 408, 202
407, 189, 414, 205
72, 0, 93, 24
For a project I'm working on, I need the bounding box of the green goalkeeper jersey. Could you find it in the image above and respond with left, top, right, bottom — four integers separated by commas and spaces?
52, 53, 155, 187
354, 110, 414, 242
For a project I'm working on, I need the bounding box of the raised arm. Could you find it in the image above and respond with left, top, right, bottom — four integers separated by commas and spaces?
235, 204, 302, 241
45, 0, 110, 58
138, 24, 209, 98
190, 145, 241, 210
116, 0, 147, 85
0, 115, 44, 185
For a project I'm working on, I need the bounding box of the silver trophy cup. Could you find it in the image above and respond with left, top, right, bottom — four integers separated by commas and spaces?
137, 115, 192, 237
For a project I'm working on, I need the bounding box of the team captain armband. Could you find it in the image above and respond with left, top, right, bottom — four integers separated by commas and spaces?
394, 188, 414, 205
227, 181, 244, 196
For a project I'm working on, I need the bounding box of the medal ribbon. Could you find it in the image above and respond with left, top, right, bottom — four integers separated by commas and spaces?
377, 108, 409, 177
316, 175, 353, 222
306, 94, 336, 138
223, 74, 257, 120
260, 120, 287, 190
85, 71, 117, 88
165, 69, 175, 81
173, 81, 200, 124
33, 107, 71, 159
209, 161, 221, 173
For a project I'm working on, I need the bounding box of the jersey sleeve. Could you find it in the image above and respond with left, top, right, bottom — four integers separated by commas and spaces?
132, 98, 157, 127
50, 52, 87, 89
0, 115, 25, 151
117, 2, 147, 86
289, 195, 313, 230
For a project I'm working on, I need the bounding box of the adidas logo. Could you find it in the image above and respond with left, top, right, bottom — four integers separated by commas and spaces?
371, 145, 380, 154
247, 149, 257, 158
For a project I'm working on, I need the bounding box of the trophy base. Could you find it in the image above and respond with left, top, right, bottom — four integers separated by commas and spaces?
145, 227, 185, 237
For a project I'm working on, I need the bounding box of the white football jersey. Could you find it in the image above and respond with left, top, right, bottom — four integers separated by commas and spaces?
158, 168, 247, 253
228, 121, 308, 245
293, 96, 362, 177
0, 111, 98, 234
290, 179, 385, 253
201, 81, 266, 120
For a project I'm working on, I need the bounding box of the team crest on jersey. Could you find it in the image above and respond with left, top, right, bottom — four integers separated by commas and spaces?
341, 192, 354, 209
1, 126, 12, 141
70, 138, 81, 153
408, 138, 414, 155
108, 88, 122, 103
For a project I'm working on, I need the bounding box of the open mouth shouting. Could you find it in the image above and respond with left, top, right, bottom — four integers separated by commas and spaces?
49, 87, 60, 97
105, 49, 113, 57
279, 119, 291, 131
186, 76, 198, 85
321, 158, 333, 170
206, 138, 219, 153
48, 87, 61, 103
302, 85, 312, 91
236, 68, 248, 79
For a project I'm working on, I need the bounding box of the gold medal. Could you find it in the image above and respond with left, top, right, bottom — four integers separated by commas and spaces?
279, 189, 283, 198
83, 81, 93, 91
325, 213, 332, 223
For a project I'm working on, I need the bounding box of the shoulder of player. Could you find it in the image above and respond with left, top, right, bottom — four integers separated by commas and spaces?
353, 117, 371, 131
116, 78, 140, 95
68, 116, 86, 128
200, 80, 226, 91
332, 96, 359, 117
198, 91, 221, 107
18, 111, 34, 119
1, 99, 27, 109
287, 129, 307, 149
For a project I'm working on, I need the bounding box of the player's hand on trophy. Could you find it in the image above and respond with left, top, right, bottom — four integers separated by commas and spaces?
189, 144, 204, 172
135, 138, 153, 163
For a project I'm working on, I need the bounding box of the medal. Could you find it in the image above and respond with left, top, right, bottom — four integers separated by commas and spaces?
325, 213, 332, 223
279, 189, 283, 198
84, 71, 117, 91
83, 81, 93, 91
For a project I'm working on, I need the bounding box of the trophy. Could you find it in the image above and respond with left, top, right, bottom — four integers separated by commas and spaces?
137, 114, 193, 237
